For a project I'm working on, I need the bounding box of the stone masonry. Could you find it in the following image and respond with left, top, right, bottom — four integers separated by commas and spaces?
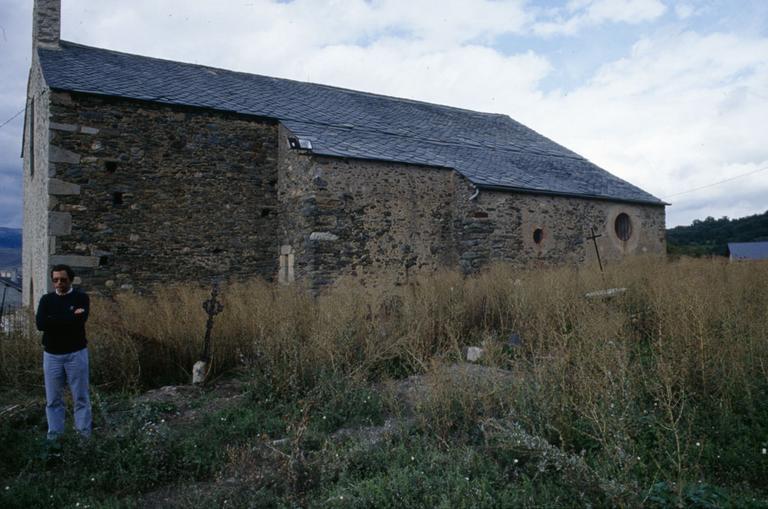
278, 125, 458, 288
22, 48, 52, 309
276, 127, 665, 289
32, 0, 60, 49
26, 91, 278, 301
452, 179, 666, 272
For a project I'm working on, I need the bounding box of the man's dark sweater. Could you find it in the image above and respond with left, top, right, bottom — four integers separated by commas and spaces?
35, 290, 90, 354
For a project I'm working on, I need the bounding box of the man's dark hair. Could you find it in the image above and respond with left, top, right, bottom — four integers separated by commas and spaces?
50, 264, 75, 281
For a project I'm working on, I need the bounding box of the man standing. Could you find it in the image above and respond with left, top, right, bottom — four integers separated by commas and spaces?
35, 264, 92, 440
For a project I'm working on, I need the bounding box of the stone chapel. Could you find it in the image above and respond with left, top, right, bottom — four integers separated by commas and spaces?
22, 0, 666, 306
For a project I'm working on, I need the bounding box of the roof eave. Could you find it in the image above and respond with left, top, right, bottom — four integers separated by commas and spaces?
46, 86, 281, 125
474, 183, 669, 207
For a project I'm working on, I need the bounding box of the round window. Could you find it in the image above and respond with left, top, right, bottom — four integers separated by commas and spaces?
533, 228, 544, 244
615, 213, 632, 241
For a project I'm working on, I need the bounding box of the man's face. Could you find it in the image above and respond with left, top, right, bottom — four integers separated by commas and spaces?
52, 270, 72, 294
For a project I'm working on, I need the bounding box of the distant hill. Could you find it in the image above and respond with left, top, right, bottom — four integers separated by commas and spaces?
667, 211, 768, 256
0, 227, 22, 249
0, 248, 21, 270
0, 228, 22, 273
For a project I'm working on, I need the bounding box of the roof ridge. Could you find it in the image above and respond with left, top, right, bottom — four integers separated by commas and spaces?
56, 40, 507, 119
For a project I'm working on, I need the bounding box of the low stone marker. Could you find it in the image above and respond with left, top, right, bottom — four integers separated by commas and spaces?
584, 287, 627, 300
466, 346, 484, 362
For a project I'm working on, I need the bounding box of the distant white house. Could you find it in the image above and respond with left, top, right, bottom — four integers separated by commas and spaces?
1, 275, 23, 332
0, 269, 19, 279
727, 241, 768, 261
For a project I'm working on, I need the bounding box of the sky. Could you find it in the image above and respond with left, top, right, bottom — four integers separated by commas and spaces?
0, 0, 766, 229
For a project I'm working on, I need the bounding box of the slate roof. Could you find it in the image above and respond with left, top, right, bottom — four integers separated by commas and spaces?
38, 41, 664, 205
728, 241, 768, 260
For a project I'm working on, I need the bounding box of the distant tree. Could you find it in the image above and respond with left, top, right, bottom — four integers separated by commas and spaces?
667, 210, 768, 257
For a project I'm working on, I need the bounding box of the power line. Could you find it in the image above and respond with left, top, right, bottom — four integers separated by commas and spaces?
0, 107, 25, 130
663, 165, 768, 199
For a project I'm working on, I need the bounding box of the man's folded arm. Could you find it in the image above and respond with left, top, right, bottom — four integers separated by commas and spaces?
75, 293, 90, 321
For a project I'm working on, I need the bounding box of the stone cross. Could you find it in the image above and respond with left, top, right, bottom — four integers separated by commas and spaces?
587, 227, 604, 272
193, 280, 224, 384
201, 280, 224, 363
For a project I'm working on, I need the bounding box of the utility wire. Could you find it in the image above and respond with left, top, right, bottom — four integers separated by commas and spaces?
0, 107, 25, 130
663, 165, 768, 199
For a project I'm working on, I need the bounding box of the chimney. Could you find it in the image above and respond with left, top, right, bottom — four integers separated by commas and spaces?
33, 0, 61, 49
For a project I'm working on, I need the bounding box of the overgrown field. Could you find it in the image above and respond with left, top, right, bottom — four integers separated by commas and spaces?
1, 257, 767, 507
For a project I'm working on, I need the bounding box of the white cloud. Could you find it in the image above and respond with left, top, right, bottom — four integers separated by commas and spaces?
61, 0, 531, 70
280, 41, 550, 112
674, 3, 696, 19
575, 0, 667, 23
59, 1, 549, 115
523, 31, 768, 226
534, 0, 667, 36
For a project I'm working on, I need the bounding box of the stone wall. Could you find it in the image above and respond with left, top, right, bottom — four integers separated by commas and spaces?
276, 134, 665, 290
453, 177, 667, 271
32, 0, 60, 49
277, 132, 457, 289
22, 57, 53, 309
311, 157, 455, 288
41, 92, 279, 294
276, 126, 316, 285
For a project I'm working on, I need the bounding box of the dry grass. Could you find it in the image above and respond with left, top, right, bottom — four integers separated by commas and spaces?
3, 257, 766, 395
2, 257, 767, 493
0, 259, 768, 468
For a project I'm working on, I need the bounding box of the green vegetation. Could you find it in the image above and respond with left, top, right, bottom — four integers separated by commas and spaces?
2, 258, 767, 507
667, 210, 768, 256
